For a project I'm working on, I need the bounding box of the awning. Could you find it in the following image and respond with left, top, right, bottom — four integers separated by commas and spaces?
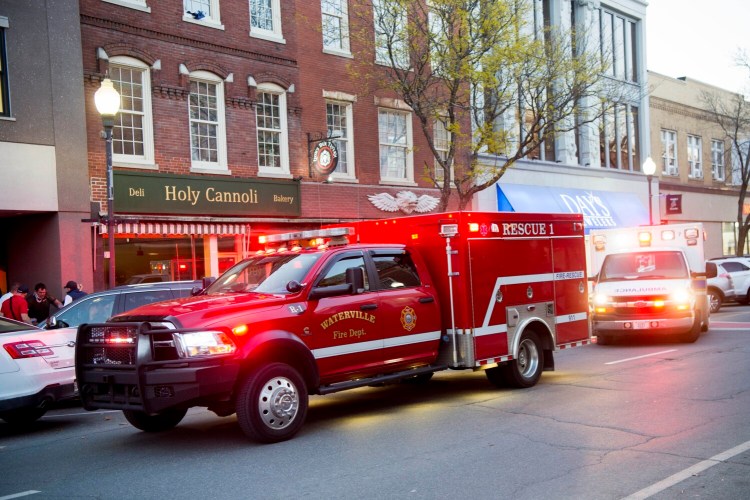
497, 184, 648, 232
99, 221, 249, 236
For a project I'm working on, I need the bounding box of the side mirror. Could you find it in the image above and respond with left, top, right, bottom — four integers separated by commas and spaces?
46, 316, 57, 329
345, 267, 365, 294
286, 280, 304, 294
309, 267, 365, 300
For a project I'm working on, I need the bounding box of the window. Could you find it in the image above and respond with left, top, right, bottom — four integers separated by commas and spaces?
597, 7, 638, 83
256, 83, 290, 176
102, 0, 151, 13
599, 103, 638, 170
721, 261, 750, 273
378, 109, 413, 183
317, 254, 369, 290
712, 139, 725, 181
183, 0, 223, 28
434, 117, 451, 182
321, 0, 349, 54
372, 252, 421, 289
373, 0, 408, 67
188, 71, 227, 171
661, 129, 678, 175
250, 0, 284, 43
687, 135, 702, 179
326, 100, 354, 179
110, 57, 154, 166
0, 18, 9, 117
123, 290, 173, 311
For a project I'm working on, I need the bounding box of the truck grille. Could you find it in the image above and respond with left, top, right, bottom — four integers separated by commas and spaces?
82, 325, 139, 366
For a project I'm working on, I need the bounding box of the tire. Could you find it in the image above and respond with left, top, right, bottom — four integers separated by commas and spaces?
0, 407, 47, 425
707, 289, 722, 314
484, 366, 505, 388
680, 318, 701, 343
123, 408, 187, 432
236, 362, 308, 444
500, 331, 544, 388
596, 333, 613, 345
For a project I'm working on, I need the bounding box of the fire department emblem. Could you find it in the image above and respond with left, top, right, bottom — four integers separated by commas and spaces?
400, 306, 417, 331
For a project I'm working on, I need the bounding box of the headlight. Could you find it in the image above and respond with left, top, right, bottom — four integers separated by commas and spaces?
174, 330, 237, 358
670, 288, 694, 309
593, 293, 610, 306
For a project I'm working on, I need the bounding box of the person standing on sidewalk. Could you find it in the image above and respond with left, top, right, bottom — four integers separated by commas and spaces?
1, 284, 32, 324
26, 282, 62, 326
63, 280, 87, 306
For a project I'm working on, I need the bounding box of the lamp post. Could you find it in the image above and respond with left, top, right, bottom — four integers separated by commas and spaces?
94, 77, 121, 288
642, 157, 656, 225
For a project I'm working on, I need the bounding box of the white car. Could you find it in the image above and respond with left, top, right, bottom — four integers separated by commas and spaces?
0, 317, 77, 425
708, 257, 750, 310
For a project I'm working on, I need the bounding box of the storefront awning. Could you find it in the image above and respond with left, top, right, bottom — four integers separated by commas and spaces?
497, 184, 648, 232
99, 221, 249, 236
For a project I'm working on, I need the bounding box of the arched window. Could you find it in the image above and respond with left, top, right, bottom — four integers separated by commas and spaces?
255, 82, 289, 176
110, 56, 155, 166
188, 70, 227, 172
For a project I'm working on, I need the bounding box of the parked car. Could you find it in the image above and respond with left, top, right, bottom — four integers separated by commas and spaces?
124, 273, 172, 285
706, 257, 750, 312
42, 280, 202, 331
0, 317, 78, 424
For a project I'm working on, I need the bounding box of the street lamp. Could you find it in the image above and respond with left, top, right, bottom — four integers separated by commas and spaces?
642, 156, 656, 225
94, 76, 121, 288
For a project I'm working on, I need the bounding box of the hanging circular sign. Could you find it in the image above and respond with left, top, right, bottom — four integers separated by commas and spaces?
312, 140, 339, 176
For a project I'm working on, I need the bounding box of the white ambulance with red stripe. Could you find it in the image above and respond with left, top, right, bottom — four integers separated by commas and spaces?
588, 223, 709, 344
75, 211, 591, 443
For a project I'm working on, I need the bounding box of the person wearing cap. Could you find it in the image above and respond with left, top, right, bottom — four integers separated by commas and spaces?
63, 280, 87, 306
0, 284, 32, 324
26, 282, 63, 326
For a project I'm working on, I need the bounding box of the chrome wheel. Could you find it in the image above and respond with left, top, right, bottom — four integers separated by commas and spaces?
517, 337, 540, 379
258, 376, 300, 430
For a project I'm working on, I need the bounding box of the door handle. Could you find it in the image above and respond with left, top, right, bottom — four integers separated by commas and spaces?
419, 297, 435, 304
360, 303, 378, 311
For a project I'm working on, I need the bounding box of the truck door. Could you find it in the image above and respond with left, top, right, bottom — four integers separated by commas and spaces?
368, 249, 442, 371
307, 250, 385, 384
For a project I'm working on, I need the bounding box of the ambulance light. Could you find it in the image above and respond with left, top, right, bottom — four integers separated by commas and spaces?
661, 230, 675, 241
440, 224, 459, 237
638, 232, 652, 247
258, 235, 267, 244
670, 288, 693, 310
684, 228, 700, 239
468, 223, 479, 233
266, 227, 353, 244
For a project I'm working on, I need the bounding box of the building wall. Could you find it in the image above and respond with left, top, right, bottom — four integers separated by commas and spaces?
0, 0, 91, 297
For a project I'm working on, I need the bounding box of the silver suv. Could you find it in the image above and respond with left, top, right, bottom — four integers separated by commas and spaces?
707, 257, 750, 313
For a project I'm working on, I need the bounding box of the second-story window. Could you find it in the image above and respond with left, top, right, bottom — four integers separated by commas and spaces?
250, 0, 284, 43
712, 139, 725, 181
661, 129, 678, 176
188, 71, 227, 171
321, 0, 350, 55
373, 0, 408, 68
326, 100, 354, 179
256, 83, 290, 176
110, 56, 154, 166
378, 108, 413, 184
0, 18, 10, 117
687, 135, 702, 179
434, 117, 451, 182
183, 0, 223, 28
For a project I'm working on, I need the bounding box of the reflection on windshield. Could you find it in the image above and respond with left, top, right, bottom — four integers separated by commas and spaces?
600, 251, 689, 281
206, 253, 322, 295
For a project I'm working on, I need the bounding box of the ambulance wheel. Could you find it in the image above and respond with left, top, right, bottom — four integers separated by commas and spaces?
596, 333, 613, 345
237, 362, 308, 444
502, 331, 544, 388
680, 319, 701, 343
123, 408, 187, 432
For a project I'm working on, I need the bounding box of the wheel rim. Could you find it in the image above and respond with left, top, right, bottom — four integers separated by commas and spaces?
517, 338, 539, 379
709, 293, 720, 312
258, 376, 299, 430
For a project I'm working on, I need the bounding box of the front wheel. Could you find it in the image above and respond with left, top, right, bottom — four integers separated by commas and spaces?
501, 331, 544, 388
123, 408, 187, 432
236, 363, 308, 444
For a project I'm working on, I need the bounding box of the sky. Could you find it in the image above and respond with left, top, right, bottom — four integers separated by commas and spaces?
646, 0, 749, 94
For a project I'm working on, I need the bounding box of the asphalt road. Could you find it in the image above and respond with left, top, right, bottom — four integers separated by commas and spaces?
1, 306, 749, 499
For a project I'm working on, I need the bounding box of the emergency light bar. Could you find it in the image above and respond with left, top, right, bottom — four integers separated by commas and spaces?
266, 227, 353, 244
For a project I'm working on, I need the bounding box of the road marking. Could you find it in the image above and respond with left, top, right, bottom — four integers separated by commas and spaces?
0, 491, 41, 500
622, 439, 750, 499
605, 349, 677, 365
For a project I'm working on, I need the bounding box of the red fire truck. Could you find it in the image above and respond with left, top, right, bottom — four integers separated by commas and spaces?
76, 211, 591, 443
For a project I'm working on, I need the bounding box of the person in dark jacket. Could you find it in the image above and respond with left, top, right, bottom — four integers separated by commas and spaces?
26, 282, 62, 325
63, 280, 87, 306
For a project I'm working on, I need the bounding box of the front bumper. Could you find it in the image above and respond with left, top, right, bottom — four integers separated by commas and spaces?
593, 315, 694, 336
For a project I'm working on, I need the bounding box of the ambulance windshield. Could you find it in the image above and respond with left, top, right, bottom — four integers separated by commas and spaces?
599, 251, 689, 281
206, 253, 322, 294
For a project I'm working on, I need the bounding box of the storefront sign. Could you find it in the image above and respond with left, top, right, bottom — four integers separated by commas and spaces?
114, 171, 300, 217
496, 184, 648, 232
311, 140, 339, 175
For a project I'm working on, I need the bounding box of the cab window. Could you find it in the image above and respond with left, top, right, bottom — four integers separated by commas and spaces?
372, 252, 421, 289
123, 289, 173, 311
317, 254, 369, 291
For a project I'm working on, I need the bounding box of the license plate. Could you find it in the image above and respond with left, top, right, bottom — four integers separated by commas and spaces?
634, 321, 651, 329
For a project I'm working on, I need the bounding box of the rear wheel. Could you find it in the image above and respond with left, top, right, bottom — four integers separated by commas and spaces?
123, 408, 187, 432
707, 289, 722, 313
0, 407, 47, 425
236, 362, 308, 444
500, 331, 544, 388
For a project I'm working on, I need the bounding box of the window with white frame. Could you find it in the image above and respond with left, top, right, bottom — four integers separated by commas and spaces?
434, 117, 451, 182
661, 129, 678, 175
322, 0, 349, 54
687, 134, 702, 178
109, 56, 154, 166
188, 71, 227, 171
373, 0, 408, 67
183, 0, 222, 27
256, 83, 290, 175
378, 108, 413, 183
250, 0, 284, 43
597, 6, 638, 83
711, 139, 725, 181
102, 0, 151, 13
0, 18, 9, 118
326, 100, 354, 179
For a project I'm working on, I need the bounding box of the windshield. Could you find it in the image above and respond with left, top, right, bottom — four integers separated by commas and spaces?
206, 252, 322, 295
600, 251, 689, 281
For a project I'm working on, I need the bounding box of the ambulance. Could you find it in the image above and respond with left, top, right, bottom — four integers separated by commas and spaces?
75, 211, 591, 443
588, 223, 709, 344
